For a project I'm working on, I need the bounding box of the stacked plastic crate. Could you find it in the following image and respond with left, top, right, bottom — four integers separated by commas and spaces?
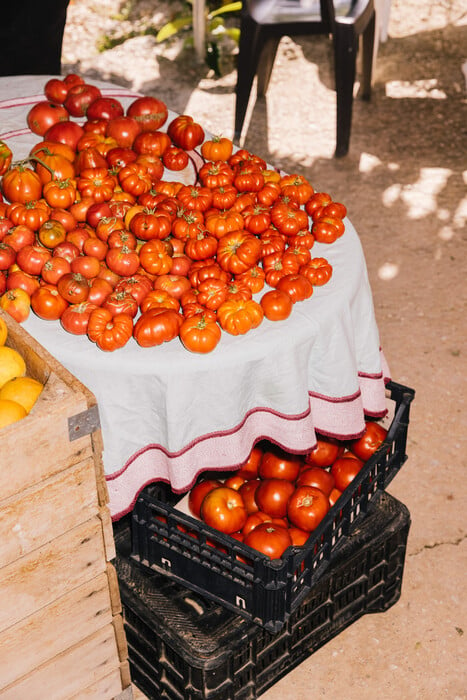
114, 382, 414, 699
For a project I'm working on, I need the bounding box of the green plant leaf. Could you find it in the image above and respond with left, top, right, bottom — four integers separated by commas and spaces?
156, 15, 193, 43
209, 2, 242, 19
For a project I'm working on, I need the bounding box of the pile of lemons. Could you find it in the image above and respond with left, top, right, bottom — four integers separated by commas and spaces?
0, 317, 44, 429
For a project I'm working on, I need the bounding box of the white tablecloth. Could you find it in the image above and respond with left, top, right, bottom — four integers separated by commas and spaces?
0, 76, 389, 519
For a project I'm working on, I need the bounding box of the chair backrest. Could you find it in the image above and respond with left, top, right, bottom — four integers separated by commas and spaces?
244, 1, 357, 27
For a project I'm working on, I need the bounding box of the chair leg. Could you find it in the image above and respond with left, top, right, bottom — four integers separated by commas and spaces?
234, 17, 264, 140
361, 9, 376, 99
256, 37, 281, 96
333, 25, 358, 157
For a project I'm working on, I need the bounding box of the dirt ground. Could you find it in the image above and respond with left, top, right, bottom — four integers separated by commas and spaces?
61, 2, 467, 698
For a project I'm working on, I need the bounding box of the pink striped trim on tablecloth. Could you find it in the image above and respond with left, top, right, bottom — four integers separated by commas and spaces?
107, 371, 388, 520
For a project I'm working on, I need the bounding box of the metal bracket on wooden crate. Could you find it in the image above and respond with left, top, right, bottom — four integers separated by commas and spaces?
113, 687, 134, 700
68, 404, 100, 441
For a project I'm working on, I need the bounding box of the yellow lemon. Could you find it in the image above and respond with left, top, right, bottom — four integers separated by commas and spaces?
0, 317, 7, 346
0, 376, 43, 413
0, 399, 27, 428
0, 346, 26, 389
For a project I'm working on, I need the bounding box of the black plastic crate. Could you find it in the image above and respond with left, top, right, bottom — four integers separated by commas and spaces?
116, 492, 410, 700
131, 381, 414, 632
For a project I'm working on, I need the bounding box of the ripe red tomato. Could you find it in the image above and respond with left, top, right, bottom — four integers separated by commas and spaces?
64, 83, 102, 117
0, 242, 16, 270
243, 522, 292, 559
153, 274, 191, 301
70, 255, 102, 280
237, 446, 263, 480
44, 78, 69, 104
85, 202, 113, 228
53, 241, 80, 263
188, 479, 222, 518
162, 146, 189, 171
57, 272, 90, 304
287, 485, 330, 532
6, 268, 40, 297
296, 467, 335, 496
169, 254, 192, 277
288, 526, 309, 546
41, 256, 72, 285
27, 101, 69, 136
0, 287, 31, 322
241, 511, 272, 536
133, 307, 182, 348
328, 488, 342, 508
235, 479, 261, 516
254, 478, 295, 519
167, 115, 205, 150
2, 224, 35, 252
330, 455, 364, 492
305, 436, 345, 468
260, 289, 293, 321
31, 284, 69, 320
224, 474, 246, 491
85, 277, 112, 306
259, 446, 303, 481
106, 116, 142, 148
349, 421, 388, 462
200, 486, 247, 534
16, 244, 51, 275
60, 301, 99, 335
86, 97, 124, 121
127, 96, 169, 132
45, 121, 84, 150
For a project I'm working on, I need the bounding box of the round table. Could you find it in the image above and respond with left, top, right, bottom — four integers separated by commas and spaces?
0, 76, 389, 519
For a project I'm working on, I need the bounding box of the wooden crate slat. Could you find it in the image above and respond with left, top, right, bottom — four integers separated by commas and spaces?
0, 572, 114, 690
69, 670, 133, 700
0, 516, 107, 633
0, 457, 99, 569
0, 623, 123, 700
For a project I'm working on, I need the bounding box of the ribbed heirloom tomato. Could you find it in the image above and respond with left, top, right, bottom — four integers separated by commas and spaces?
179, 313, 222, 353
167, 115, 204, 150
133, 307, 182, 348
87, 307, 133, 351
2, 166, 43, 204
217, 298, 264, 336
201, 135, 233, 162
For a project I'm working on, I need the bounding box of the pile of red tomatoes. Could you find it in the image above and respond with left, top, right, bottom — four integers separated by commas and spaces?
187, 421, 388, 560
0, 73, 347, 353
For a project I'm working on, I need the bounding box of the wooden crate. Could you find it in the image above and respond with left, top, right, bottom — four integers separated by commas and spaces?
0, 310, 131, 699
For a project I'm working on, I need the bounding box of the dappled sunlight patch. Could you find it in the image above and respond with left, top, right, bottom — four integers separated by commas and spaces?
358, 152, 382, 173
385, 79, 447, 99
378, 262, 400, 281
382, 167, 452, 219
